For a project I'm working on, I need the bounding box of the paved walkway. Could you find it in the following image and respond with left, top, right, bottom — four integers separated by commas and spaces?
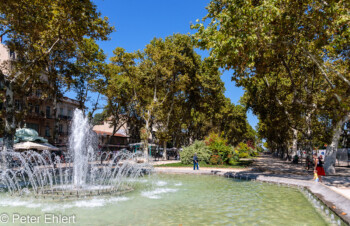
251, 154, 350, 203
152, 155, 350, 188
152, 154, 350, 224
251, 154, 350, 187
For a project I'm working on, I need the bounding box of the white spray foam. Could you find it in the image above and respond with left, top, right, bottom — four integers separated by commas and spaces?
156, 181, 167, 186
141, 188, 178, 199
0, 199, 41, 208
41, 196, 130, 211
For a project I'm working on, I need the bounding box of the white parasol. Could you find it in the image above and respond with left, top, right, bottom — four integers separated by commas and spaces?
14, 141, 59, 151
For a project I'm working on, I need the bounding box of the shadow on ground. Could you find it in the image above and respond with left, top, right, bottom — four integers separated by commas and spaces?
233, 154, 350, 188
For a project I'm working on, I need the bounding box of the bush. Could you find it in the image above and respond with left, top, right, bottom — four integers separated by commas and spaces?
180, 140, 211, 164
235, 142, 256, 158
238, 152, 250, 158
209, 154, 222, 165
205, 132, 233, 164
251, 149, 259, 157
228, 158, 237, 165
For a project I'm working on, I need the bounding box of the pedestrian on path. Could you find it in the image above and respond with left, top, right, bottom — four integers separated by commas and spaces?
193, 153, 199, 170
313, 153, 325, 182
306, 155, 312, 171
313, 170, 319, 182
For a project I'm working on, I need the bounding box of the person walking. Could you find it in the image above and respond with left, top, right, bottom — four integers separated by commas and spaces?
193, 153, 199, 170
313, 170, 319, 182
313, 153, 325, 182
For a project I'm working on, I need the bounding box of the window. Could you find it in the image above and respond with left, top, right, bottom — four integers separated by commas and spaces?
28, 103, 33, 113
35, 89, 41, 97
46, 106, 51, 118
45, 126, 50, 137
68, 109, 72, 117
35, 105, 40, 114
59, 124, 63, 133
27, 123, 39, 132
60, 108, 64, 115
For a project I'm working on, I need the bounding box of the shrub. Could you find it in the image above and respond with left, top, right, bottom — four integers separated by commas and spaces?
238, 152, 249, 158
228, 158, 237, 165
205, 132, 233, 164
180, 140, 211, 164
209, 154, 222, 165
235, 142, 255, 158
228, 147, 239, 162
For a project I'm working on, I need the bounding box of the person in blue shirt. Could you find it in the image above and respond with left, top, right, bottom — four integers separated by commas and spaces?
193, 153, 199, 170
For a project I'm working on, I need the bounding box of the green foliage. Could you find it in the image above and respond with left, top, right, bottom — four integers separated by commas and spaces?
180, 140, 211, 164
107, 34, 253, 149
217, 99, 256, 146
154, 161, 253, 168
228, 158, 237, 166
192, 0, 350, 156
209, 155, 222, 165
205, 132, 239, 164
235, 142, 254, 158
70, 38, 107, 110
238, 152, 250, 159
92, 113, 105, 126
0, 0, 114, 150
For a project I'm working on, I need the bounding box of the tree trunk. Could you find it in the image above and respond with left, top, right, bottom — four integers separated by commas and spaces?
305, 111, 314, 156
162, 140, 167, 160
291, 128, 298, 157
324, 114, 349, 175
143, 111, 150, 161
52, 92, 59, 145
2, 80, 16, 168
3, 80, 16, 151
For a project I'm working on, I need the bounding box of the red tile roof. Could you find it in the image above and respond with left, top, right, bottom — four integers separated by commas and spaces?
94, 130, 128, 137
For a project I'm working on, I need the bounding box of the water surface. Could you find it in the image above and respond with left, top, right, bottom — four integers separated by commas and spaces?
0, 174, 332, 225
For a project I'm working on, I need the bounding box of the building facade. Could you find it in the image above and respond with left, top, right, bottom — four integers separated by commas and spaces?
93, 120, 129, 151
0, 39, 79, 149
24, 96, 79, 146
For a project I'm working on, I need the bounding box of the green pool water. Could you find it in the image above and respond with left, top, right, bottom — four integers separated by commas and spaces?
0, 174, 337, 225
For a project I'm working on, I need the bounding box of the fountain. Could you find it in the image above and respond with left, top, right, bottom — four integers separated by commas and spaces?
69, 109, 97, 188
0, 110, 345, 225
0, 109, 152, 198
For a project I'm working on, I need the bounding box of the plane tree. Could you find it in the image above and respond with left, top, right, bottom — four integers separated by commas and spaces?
0, 0, 113, 154
192, 0, 349, 173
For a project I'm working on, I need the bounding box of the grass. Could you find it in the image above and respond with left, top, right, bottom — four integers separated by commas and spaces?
154, 160, 253, 168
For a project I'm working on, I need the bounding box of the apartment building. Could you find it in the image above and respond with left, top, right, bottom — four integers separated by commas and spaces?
0, 38, 79, 149
93, 120, 129, 151
24, 96, 79, 146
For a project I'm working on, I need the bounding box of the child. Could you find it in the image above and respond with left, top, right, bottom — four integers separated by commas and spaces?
313, 170, 319, 182
313, 153, 325, 182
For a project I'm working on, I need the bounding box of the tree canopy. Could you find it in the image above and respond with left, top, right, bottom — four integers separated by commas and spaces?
0, 0, 113, 151
192, 0, 350, 173
102, 34, 255, 156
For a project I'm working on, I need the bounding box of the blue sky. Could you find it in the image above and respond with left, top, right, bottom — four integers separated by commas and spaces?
72, 0, 258, 128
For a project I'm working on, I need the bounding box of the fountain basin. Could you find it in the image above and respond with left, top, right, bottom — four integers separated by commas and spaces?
34, 185, 133, 200
0, 174, 345, 225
